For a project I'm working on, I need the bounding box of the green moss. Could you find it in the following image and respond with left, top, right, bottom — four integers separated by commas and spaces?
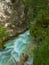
0, 26, 9, 49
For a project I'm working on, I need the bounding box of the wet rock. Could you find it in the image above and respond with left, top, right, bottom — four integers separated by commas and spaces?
16, 53, 33, 65
19, 53, 29, 65
20, 53, 29, 62
16, 53, 29, 65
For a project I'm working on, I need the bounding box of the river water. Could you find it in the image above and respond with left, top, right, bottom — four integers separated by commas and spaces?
0, 30, 33, 65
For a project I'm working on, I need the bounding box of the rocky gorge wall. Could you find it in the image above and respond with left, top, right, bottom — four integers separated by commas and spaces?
0, 0, 28, 38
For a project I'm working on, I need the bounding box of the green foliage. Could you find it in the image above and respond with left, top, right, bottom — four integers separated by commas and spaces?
0, 26, 8, 41
24, 0, 49, 22
0, 26, 8, 49
33, 41, 49, 65
30, 23, 49, 46
30, 7, 49, 44
29, 1, 49, 64
24, 0, 48, 7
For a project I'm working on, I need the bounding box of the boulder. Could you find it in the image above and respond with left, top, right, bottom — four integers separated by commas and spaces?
0, 0, 28, 37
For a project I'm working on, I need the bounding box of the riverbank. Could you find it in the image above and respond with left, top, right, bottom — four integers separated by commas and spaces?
3, 28, 29, 45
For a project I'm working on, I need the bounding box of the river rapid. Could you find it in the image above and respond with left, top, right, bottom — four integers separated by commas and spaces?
0, 30, 33, 65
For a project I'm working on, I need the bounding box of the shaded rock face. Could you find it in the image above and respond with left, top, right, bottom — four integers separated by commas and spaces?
0, 0, 27, 37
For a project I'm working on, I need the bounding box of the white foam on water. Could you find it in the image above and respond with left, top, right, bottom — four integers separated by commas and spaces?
0, 30, 32, 65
